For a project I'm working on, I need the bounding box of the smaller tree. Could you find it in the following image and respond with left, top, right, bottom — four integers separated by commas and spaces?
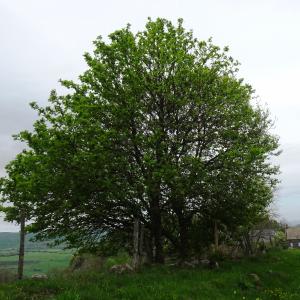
0, 151, 37, 279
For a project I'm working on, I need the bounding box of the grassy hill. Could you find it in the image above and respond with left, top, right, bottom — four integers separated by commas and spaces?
0, 249, 300, 299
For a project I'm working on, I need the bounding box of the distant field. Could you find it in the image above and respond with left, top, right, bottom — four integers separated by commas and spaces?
0, 232, 73, 276
0, 250, 73, 276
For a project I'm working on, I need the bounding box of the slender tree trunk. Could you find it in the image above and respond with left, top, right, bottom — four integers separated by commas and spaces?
149, 181, 164, 264
139, 223, 144, 265
151, 206, 164, 263
178, 215, 189, 261
144, 231, 154, 264
214, 220, 219, 251
18, 215, 25, 280
133, 219, 140, 270
243, 232, 253, 256
172, 197, 190, 261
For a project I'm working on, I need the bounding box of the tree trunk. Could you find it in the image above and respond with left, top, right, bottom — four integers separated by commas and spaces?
18, 215, 25, 280
172, 197, 189, 261
152, 211, 164, 263
243, 232, 253, 256
178, 215, 189, 261
214, 220, 219, 251
149, 181, 164, 264
144, 231, 154, 264
139, 223, 144, 265
133, 219, 140, 270
150, 203, 164, 263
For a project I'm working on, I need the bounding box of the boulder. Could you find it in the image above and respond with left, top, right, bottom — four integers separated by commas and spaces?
110, 263, 134, 274
248, 273, 261, 287
70, 253, 104, 271
180, 261, 196, 268
209, 260, 219, 269
31, 274, 48, 280
248, 273, 260, 282
200, 259, 210, 266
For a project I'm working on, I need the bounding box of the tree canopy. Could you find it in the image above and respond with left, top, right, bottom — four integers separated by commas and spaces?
0, 18, 280, 262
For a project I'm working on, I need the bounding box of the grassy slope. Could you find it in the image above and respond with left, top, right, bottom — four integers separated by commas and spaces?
0, 249, 300, 300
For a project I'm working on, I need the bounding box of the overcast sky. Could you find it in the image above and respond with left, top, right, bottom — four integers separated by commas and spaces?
1, 0, 300, 231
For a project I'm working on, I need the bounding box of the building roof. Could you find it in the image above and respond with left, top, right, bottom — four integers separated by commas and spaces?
286, 227, 300, 240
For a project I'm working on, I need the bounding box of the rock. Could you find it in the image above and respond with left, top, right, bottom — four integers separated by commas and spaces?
31, 274, 48, 280
168, 263, 178, 267
209, 260, 219, 269
124, 263, 134, 271
70, 255, 85, 271
200, 259, 210, 266
191, 259, 199, 265
70, 253, 104, 271
181, 261, 196, 268
110, 263, 134, 274
248, 273, 260, 282
248, 273, 261, 287
199, 259, 219, 268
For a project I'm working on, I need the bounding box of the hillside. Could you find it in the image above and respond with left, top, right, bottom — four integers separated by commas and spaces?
0, 232, 63, 252
0, 249, 299, 299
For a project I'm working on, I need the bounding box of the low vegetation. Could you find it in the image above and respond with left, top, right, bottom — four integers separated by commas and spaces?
0, 249, 299, 299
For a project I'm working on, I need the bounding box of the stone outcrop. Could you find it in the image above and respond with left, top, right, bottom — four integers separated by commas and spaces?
109, 263, 134, 274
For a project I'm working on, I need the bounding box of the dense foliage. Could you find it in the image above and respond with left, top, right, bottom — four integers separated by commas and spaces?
0, 18, 279, 262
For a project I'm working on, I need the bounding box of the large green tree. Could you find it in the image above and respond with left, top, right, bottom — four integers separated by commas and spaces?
2, 18, 279, 262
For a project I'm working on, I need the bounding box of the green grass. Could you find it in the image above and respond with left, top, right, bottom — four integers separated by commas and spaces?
1, 249, 300, 299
